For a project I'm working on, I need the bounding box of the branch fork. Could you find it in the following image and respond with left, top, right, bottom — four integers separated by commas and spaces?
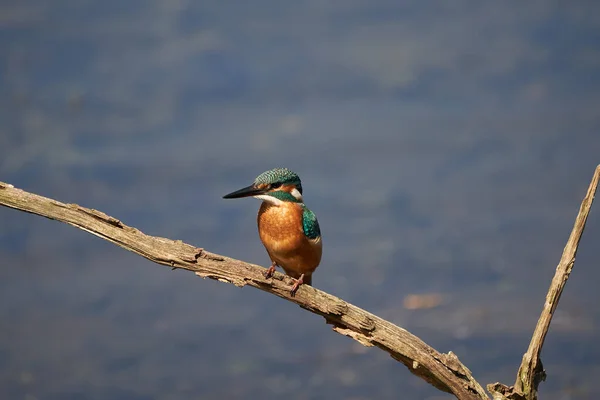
1, 165, 598, 400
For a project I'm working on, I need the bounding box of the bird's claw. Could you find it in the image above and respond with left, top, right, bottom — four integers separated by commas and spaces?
264, 263, 277, 279
290, 274, 305, 297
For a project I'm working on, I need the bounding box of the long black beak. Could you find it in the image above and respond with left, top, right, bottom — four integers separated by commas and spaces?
223, 184, 266, 199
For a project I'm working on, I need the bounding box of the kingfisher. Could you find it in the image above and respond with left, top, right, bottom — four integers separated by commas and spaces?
223, 168, 322, 296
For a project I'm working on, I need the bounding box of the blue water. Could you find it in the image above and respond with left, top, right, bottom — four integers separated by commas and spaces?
1, 2, 600, 399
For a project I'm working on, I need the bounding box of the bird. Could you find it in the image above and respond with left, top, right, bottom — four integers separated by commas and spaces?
223, 168, 322, 296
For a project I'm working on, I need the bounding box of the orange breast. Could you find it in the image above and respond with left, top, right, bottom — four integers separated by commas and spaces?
257, 202, 322, 279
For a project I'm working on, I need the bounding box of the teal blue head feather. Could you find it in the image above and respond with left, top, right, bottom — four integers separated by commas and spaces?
223, 167, 304, 201
254, 168, 303, 194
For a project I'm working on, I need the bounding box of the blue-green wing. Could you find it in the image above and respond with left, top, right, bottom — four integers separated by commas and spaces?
302, 207, 321, 239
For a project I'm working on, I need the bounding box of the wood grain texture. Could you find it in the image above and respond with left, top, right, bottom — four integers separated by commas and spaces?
1, 165, 598, 400
487, 164, 600, 400
0, 180, 487, 399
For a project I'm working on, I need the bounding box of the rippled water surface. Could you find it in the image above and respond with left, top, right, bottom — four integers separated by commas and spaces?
1, 2, 600, 399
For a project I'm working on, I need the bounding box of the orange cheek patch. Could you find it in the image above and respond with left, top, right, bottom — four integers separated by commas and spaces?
278, 185, 295, 193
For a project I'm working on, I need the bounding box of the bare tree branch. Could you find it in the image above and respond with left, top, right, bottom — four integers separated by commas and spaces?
0, 180, 489, 399
1, 165, 598, 399
487, 164, 600, 400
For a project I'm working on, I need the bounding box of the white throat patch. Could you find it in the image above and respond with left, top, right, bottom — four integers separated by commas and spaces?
254, 194, 284, 206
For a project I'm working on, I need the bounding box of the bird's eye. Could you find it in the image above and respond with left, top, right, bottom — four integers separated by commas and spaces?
271, 182, 282, 189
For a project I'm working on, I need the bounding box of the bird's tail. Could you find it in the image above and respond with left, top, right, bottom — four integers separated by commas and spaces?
303, 274, 312, 286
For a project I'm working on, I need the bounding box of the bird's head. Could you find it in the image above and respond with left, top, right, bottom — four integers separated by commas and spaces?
223, 168, 303, 204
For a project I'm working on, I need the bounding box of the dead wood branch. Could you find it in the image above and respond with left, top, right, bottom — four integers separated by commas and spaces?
487, 164, 600, 400
0, 180, 487, 399
0, 165, 598, 400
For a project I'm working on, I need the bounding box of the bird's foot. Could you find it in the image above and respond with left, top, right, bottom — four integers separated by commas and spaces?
290, 274, 305, 297
264, 263, 277, 279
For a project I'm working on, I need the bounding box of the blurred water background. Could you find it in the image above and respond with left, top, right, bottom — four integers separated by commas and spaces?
1, 1, 600, 399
